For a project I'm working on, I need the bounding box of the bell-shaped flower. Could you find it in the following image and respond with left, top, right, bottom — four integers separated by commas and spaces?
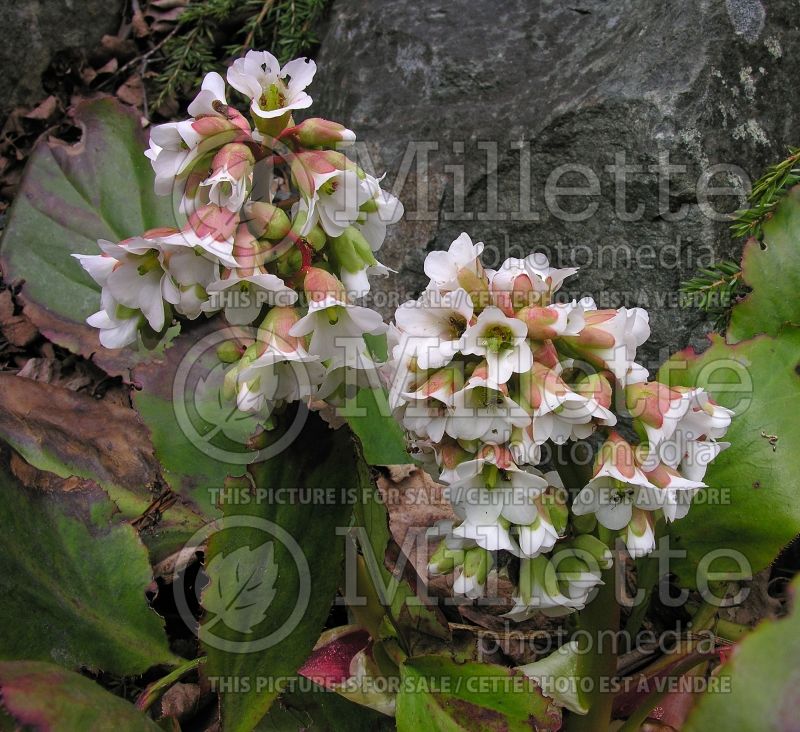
448, 369, 530, 443
226, 50, 316, 121
640, 461, 706, 522
75, 235, 181, 340
626, 381, 691, 454
560, 299, 650, 385
289, 268, 386, 368
162, 246, 217, 319
624, 508, 656, 558
461, 306, 533, 384
424, 232, 486, 293
452, 546, 492, 599
197, 142, 255, 212
398, 367, 463, 444
572, 432, 657, 531
394, 287, 474, 370
446, 446, 547, 529
353, 173, 404, 252
516, 300, 585, 341
203, 225, 297, 324
293, 157, 370, 238
236, 307, 325, 415
504, 556, 587, 621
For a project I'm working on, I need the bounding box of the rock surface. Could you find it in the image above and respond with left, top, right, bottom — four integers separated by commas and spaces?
313, 0, 800, 368
0, 0, 125, 117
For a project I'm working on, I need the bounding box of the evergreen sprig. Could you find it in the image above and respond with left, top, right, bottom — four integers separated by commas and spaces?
731, 146, 800, 240
151, 0, 329, 110
680, 261, 744, 331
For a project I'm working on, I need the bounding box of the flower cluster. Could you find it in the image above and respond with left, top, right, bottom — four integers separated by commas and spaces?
386, 234, 733, 618
76, 50, 402, 421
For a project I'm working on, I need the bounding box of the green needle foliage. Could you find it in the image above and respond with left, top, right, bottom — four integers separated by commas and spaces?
679, 260, 744, 331
151, 0, 329, 110
680, 147, 800, 332
731, 147, 800, 240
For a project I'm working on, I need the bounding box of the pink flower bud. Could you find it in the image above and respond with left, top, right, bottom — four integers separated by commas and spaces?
210, 143, 254, 180
517, 305, 561, 340
187, 204, 238, 241
281, 117, 356, 148
303, 267, 346, 303
258, 306, 303, 354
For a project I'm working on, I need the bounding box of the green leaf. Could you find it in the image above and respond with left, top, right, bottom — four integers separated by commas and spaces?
684, 575, 800, 731
0, 372, 205, 563
201, 411, 356, 731
257, 681, 395, 732
345, 387, 413, 465
396, 656, 562, 732
0, 661, 162, 732
131, 320, 259, 519
0, 97, 176, 374
658, 328, 800, 587
0, 460, 177, 674
728, 186, 800, 342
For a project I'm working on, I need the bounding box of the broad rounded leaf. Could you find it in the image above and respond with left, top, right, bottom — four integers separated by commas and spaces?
0, 661, 162, 732
658, 328, 800, 587
0, 459, 177, 674
728, 186, 800, 342
685, 576, 800, 731
201, 412, 356, 732
396, 655, 562, 732
0, 96, 177, 375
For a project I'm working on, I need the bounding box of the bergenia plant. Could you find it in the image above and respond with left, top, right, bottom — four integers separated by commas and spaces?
4, 42, 794, 732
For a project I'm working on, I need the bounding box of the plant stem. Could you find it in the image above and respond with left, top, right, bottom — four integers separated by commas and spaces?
135, 657, 206, 712
565, 527, 619, 732
616, 651, 718, 732
714, 618, 751, 643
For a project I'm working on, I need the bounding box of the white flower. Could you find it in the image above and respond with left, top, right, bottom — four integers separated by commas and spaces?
394, 288, 474, 369
302, 169, 370, 238
205, 271, 297, 325
187, 71, 227, 117
461, 306, 532, 384
571, 433, 657, 531
355, 174, 404, 252
490, 252, 577, 309
397, 368, 462, 444
227, 50, 316, 120
448, 372, 530, 444
163, 247, 217, 319
446, 450, 547, 529
503, 556, 587, 620
76, 236, 180, 337
145, 120, 203, 196
517, 510, 559, 558
564, 300, 650, 385
289, 295, 387, 368
624, 508, 656, 558
424, 232, 485, 292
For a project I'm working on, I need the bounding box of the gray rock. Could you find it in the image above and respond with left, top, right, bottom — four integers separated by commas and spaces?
313, 0, 800, 370
0, 0, 125, 117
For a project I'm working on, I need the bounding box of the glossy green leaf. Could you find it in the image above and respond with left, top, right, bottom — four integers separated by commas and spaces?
728, 186, 800, 342
0, 96, 176, 374
201, 411, 355, 732
396, 656, 561, 732
0, 661, 162, 731
345, 387, 412, 465
131, 320, 258, 519
0, 461, 177, 674
685, 576, 800, 731
658, 327, 800, 587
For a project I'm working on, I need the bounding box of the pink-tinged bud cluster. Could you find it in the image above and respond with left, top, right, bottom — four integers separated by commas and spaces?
78, 48, 401, 426
386, 233, 733, 614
